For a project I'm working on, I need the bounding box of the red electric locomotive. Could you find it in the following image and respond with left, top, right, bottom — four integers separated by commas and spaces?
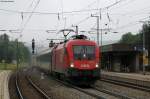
50, 35, 101, 85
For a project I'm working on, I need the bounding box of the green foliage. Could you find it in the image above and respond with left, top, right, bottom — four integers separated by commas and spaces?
119, 32, 142, 44
0, 63, 17, 70
17, 41, 31, 62
119, 22, 150, 47
0, 34, 30, 63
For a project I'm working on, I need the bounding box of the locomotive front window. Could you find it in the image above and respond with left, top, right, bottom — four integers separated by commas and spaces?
73, 45, 95, 60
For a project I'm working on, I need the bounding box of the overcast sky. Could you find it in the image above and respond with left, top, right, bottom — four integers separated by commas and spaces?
0, 0, 150, 50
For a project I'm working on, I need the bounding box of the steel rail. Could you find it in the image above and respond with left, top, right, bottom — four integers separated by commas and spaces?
15, 72, 51, 99
37, 68, 131, 99
15, 73, 24, 99
26, 76, 51, 99
40, 68, 129, 99
52, 78, 106, 99
54, 77, 133, 99
100, 78, 150, 92
92, 86, 133, 99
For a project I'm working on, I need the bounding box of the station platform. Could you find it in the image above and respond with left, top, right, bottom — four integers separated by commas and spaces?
101, 71, 150, 82
0, 70, 11, 99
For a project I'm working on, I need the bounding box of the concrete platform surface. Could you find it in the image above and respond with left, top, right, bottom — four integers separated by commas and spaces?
0, 70, 11, 99
102, 71, 150, 82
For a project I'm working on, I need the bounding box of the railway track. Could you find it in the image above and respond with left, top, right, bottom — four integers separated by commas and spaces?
52, 78, 105, 99
100, 78, 150, 92
37, 67, 132, 99
15, 71, 51, 99
91, 86, 132, 99
52, 77, 132, 99
15, 73, 23, 99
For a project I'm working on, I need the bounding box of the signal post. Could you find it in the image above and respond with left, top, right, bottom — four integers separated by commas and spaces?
31, 38, 36, 66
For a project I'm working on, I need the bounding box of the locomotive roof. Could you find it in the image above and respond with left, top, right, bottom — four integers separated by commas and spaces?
66, 35, 96, 45
69, 35, 88, 40
66, 39, 97, 46
51, 35, 97, 50
52, 39, 97, 50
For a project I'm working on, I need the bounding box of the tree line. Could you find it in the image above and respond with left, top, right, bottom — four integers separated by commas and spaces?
119, 22, 150, 53
0, 34, 30, 63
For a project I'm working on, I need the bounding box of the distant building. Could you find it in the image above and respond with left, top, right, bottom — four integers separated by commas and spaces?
101, 44, 146, 72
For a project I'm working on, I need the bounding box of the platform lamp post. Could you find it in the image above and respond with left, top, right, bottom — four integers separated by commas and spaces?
143, 29, 146, 75
139, 21, 150, 75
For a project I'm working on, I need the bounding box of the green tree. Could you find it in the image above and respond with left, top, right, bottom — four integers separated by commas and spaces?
0, 34, 30, 63
119, 32, 142, 44
119, 23, 150, 46
17, 41, 30, 62
0, 34, 9, 62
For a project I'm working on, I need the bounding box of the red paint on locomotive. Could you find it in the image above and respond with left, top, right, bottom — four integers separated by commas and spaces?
51, 35, 101, 84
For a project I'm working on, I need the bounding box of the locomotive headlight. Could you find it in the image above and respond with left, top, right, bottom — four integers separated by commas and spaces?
70, 63, 74, 68
96, 63, 99, 68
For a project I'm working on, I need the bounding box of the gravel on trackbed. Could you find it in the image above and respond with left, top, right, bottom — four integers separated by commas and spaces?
11, 67, 147, 99
9, 73, 19, 99
95, 80, 150, 99
29, 68, 95, 99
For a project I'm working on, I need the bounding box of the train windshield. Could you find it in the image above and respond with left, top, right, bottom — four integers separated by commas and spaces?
73, 45, 95, 60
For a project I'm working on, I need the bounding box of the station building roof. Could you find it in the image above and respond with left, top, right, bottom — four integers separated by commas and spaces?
101, 43, 142, 53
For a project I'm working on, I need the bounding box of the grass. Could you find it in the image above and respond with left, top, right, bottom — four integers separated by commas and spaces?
0, 63, 17, 70
0, 63, 28, 70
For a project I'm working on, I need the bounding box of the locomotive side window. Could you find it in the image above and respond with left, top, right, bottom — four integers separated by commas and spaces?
73, 45, 95, 60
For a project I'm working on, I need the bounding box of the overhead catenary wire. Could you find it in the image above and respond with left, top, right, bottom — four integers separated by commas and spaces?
107, 0, 137, 11
61, 0, 127, 35
20, 0, 41, 33
113, 16, 150, 30
3, 15, 149, 33
3, 15, 149, 34
1, 0, 148, 52
0, 0, 126, 34
104, 0, 125, 10
0, 0, 137, 35
0, 8, 58, 15
18, 0, 36, 31
1, 0, 145, 36
0, 0, 126, 15
81, 0, 98, 10
67, 0, 126, 25
28, 0, 36, 9
1, 8, 149, 17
